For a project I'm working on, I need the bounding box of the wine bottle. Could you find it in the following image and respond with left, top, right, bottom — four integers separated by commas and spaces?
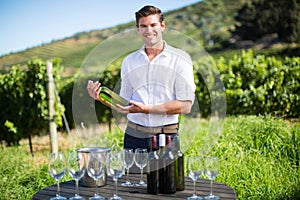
159, 135, 176, 194
158, 134, 166, 193
99, 86, 128, 107
174, 135, 185, 191
147, 136, 159, 194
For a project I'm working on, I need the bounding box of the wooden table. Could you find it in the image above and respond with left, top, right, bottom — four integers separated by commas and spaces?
33, 174, 236, 200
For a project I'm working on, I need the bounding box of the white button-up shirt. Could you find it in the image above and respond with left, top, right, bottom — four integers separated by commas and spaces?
120, 42, 196, 127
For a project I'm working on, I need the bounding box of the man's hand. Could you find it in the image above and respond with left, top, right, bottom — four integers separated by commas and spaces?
116, 101, 149, 114
87, 80, 101, 101
116, 100, 192, 115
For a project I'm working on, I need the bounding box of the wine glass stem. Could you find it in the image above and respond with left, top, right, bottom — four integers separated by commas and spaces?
140, 168, 143, 183
193, 180, 197, 196
210, 180, 213, 195
115, 178, 118, 196
56, 181, 61, 197
126, 169, 130, 182
75, 180, 79, 196
95, 179, 99, 196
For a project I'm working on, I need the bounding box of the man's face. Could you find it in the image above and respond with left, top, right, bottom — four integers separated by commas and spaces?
137, 14, 165, 48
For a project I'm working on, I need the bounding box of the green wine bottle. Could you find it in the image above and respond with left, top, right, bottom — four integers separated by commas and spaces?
99, 86, 128, 107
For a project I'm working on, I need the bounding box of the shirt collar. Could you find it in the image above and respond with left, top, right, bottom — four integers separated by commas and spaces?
139, 41, 169, 57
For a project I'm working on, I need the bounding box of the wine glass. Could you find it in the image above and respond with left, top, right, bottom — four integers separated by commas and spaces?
48, 152, 67, 200
107, 151, 124, 200
204, 156, 220, 200
67, 151, 85, 200
187, 156, 204, 200
87, 151, 106, 200
134, 148, 148, 187
121, 148, 134, 187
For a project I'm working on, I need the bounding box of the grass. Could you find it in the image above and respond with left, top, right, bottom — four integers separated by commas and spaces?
0, 147, 50, 199
0, 115, 299, 199
215, 116, 300, 199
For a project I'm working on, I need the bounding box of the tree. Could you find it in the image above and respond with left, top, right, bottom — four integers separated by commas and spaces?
233, 0, 300, 42
198, 0, 228, 47
0, 57, 64, 155
277, 0, 300, 42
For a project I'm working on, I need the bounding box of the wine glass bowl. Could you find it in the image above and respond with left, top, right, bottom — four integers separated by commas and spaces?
107, 151, 124, 200
121, 148, 134, 187
204, 156, 220, 200
87, 151, 106, 200
187, 156, 204, 200
48, 152, 67, 200
134, 148, 148, 187
67, 152, 85, 200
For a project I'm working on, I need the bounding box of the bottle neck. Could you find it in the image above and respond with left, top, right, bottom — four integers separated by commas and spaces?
174, 135, 181, 153
166, 135, 172, 148
150, 136, 158, 151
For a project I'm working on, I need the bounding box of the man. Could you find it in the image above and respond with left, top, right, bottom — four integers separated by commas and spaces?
87, 5, 196, 150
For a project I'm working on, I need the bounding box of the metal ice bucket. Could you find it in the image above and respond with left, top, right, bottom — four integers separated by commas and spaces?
76, 147, 111, 187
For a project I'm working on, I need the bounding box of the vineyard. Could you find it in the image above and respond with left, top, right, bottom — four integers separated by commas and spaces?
1, 50, 299, 148
0, 0, 299, 199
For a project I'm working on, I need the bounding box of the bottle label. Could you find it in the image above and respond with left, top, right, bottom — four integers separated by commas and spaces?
99, 86, 128, 106
159, 134, 166, 147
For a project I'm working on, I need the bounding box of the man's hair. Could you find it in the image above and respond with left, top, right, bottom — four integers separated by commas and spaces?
135, 5, 164, 27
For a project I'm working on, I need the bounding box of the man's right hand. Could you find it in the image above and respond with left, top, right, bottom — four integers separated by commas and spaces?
87, 80, 101, 101
87, 80, 119, 110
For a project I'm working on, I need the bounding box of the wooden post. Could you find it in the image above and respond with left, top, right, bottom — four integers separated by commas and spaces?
47, 61, 58, 153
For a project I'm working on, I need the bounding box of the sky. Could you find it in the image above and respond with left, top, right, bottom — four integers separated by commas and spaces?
0, 0, 201, 56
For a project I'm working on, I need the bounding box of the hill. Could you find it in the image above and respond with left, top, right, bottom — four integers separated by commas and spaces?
0, 0, 246, 74
0, 0, 297, 76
